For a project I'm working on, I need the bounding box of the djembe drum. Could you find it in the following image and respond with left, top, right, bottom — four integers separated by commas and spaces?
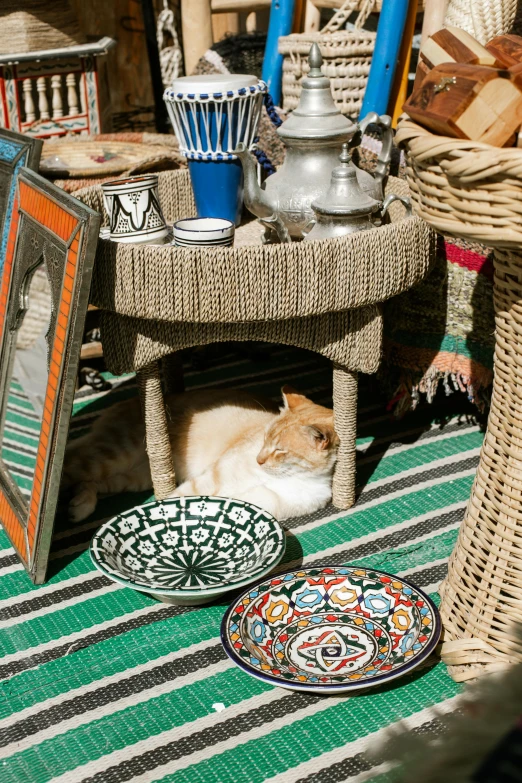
164, 75, 267, 225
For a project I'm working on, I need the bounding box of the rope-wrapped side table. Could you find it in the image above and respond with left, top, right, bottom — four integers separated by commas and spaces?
397, 118, 522, 681
76, 169, 434, 508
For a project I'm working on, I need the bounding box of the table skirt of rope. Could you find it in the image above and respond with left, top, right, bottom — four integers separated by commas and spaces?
439, 248, 522, 681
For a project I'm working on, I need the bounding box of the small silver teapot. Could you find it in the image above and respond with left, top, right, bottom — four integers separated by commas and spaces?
235, 43, 394, 243
303, 145, 412, 242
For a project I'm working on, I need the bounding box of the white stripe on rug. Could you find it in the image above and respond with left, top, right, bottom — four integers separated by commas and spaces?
0, 602, 168, 665
0, 582, 122, 629
362, 447, 480, 492
357, 424, 479, 462
261, 695, 460, 783
47, 690, 332, 783
0, 562, 24, 576
70, 693, 460, 783
0, 570, 111, 613
287, 508, 466, 571
291, 466, 477, 536
0, 657, 232, 760
0, 637, 222, 731
338, 762, 394, 783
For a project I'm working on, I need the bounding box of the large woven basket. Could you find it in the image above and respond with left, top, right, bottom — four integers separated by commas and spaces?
397, 113, 522, 681
444, 0, 519, 44
395, 118, 522, 250
279, 0, 425, 118
279, 0, 376, 118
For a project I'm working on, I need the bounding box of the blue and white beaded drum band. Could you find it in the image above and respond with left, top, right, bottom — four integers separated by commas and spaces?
163, 75, 267, 160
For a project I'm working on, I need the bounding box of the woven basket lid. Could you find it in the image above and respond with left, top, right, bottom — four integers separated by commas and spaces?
0, 0, 86, 55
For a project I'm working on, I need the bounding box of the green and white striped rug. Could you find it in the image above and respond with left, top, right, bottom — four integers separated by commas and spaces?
0, 344, 481, 783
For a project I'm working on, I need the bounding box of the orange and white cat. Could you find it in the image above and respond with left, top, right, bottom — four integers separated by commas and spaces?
62, 386, 338, 522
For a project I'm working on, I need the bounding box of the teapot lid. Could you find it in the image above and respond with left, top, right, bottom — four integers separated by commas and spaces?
278, 44, 356, 141
312, 145, 381, 216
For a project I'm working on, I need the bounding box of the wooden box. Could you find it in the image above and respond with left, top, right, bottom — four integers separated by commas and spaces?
404, 62, 522, 146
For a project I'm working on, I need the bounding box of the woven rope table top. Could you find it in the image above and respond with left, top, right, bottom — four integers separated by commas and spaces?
76, 170, 435, 326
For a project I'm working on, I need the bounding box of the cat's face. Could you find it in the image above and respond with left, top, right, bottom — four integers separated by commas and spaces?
256, 387, 339, 477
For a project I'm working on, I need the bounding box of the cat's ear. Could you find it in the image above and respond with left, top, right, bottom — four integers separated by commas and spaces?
305, 424, 338, 451
281, 385, 309, 411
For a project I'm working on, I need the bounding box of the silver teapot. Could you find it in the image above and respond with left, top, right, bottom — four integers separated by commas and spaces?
303, 145, 411, 242
234, 43, 394, 243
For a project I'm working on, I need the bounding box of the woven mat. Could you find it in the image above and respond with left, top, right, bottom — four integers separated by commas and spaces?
0, 344, 482, 783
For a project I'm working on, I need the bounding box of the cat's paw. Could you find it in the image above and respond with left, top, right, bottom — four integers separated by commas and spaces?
68, 482, 97, 522
168, 481, 192, 498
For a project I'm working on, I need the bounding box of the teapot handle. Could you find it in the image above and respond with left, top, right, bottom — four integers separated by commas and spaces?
357, 112, 393, 192
380, 193, 412, 220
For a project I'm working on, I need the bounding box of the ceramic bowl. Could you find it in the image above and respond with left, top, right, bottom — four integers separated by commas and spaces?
221, 566, 441, 693
90, 496, 286, 606
173, 217, 235, 247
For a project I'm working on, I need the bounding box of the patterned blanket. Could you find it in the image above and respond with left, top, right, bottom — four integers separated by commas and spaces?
356, 138, 495, 414
0, 343, 481, 783
383, 235, 495, 414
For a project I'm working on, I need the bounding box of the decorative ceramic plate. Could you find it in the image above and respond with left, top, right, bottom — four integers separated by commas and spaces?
90, 496, 286, 605
221, 566, 441, 693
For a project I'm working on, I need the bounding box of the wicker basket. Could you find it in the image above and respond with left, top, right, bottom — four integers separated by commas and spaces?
397, 114, 522, 681
279, 0, 376, 118
279, 0, 425, 118
444, 0, 519, 44
395, 118, 522, 250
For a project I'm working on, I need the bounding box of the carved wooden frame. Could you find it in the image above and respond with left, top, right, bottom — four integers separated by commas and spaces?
0, 128, 42, 273
0, 168, 100, 582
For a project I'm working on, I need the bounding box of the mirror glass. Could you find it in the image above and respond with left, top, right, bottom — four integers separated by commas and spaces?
0, 255, 52, 507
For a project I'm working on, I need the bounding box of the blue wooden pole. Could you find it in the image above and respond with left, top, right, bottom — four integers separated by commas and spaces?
359, 0, 410, 119
261, 0, 296, 106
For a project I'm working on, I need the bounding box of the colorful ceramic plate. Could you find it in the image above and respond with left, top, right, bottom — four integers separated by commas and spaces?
221, 566, 441, 693
90, 496, 286, 605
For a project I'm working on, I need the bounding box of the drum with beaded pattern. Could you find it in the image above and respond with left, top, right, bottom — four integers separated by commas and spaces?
164, 75, 267, 226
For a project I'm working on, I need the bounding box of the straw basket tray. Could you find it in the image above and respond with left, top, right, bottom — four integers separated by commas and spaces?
395, 118, 522, 250
40, 134, 183, 179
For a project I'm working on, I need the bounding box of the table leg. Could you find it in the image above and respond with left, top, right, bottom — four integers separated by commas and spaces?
162, 353, 185, 394
332, 365, 358, 509
136, 361, 177, 500
440, 248, 522, 680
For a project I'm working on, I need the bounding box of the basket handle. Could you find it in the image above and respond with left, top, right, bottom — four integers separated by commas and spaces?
321, 0, 376, 33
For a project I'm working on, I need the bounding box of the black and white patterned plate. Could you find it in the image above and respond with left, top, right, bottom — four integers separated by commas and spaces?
90, 496, 286, 602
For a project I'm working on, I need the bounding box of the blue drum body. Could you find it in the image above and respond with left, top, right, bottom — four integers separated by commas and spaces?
188, 159, 244, 226
164, 76, 266, 227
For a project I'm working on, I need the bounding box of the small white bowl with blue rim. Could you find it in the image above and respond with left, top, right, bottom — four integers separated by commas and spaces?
90, 495, 286, 606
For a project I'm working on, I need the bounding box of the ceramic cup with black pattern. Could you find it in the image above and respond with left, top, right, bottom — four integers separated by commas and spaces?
101, 174, 168, 244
